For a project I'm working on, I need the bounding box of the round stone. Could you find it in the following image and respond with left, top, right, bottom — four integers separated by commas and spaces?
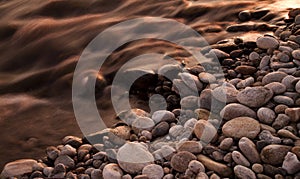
296, 80, 300, 93
252, 163, 263, 173
151, 122, 169, 138
194, 120, 217, 143
285, 108, 300, 122
222, 117, 260, 139
238, 137, 261, 164
257, 107, 276, 124
220, 103, 257, 120
142, 164, 164, 179
232, 151, 250, 167
152, 110, 175, 124
171, 151, 197, 172
282, 152, 300, 174
188, 160, 205, 173
265, 82, 286, 94
103, 164, 123, 179
256, 36, 279, 49
237, 86, 273, 108
260, 144, 292, 165
219, 138, 233, 151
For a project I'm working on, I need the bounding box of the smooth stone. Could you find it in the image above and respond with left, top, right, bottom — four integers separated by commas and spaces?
179, 72, 203, 91
296, 80, 300, 93
188, 160, 205, 173
208, 49, 230, 59
103, 164, 123, 179
193, 120, 217, 143
252, 163, 264, 174
142, 164, 164, 179
249, 51, 260, 61
235, 65, 257, 75
257, 36, 279, 49
211, 85, 238, 103
260, 145, 292, 165
151, 122, 169, 138
259, 56, 270, 70
170, 151, 197, 172
259, 130, 281, 145
1, 159, 42, 178
117, 142, 154, 174
264, 82, 286, 94
292, 146, 300, 159
239, 137, 261, 163
158, 64, 182, 80
62, 136, 82, 148
152, 110, 175, 124
184, 118, 197, 129
220, 103, 257, 120
199, 89, 213, 110
277, 129, 299, 140
222, 117, 260, 139
219, 137, 233, 151
257, 107, 276, 124
54, 155, 75, 169
234, 165, 257, 179
46, 146, 60, 160
132, 117, 155, 131
292, 49, 300, 60
273, 95, 294, 106
198, 72, 216, 84
91, 169, 102, 179
236, 77, 255, 89
180, 96, 199, 109
239, 10, 252, 21
262, 71, 288, 85
197, 154, 232, 177
117, 109, 150, 126
237, 86, 273, 108
60, 144, 77, 157
172, 79, 196, 97
270, 62, 294, 70
285, 108, 300, 122
282, 152, 300, 174
274, 104, 288, 114
176, 141, 203, 154
169, 125, 184, 138
272, 114, 290, 130
232, 151, 250, 167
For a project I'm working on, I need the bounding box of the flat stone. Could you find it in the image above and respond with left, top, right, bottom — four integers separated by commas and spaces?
222, 117, 260, 139
197, 154, 232, 177
1, 159, 41, 178
220, 103, 257, 120
171, 151, 197, 172
237, 86, 273, 108
256, 36, 279, 49
260, 145, 292, 165
198, 72, 216, 84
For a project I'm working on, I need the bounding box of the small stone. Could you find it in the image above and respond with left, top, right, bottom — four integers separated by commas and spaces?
198, 154, 232, 177
260, 145, 292, 165
54, 155, 75, 169
296, 80, 300, 93
274, 104, 288, 114
194, 120, 217, 143
239, 10, 252, 21
272, 114, 290, 130
232, 151, 250, 167
50, 163, 66, 178
234, 165, 256, 179
222, 117, 260, 139
180, 96, 199, 109
198, 72, 216, 84
158, 64, 182, 80
262, 71, 288, 85
259, 56, 270, 70
292, 146, 300, 159
179, 72, 203, 91
265, 82, 286, 94
273, 95, 294, 106
208, 49, 230, 59
46, 146, 60, 160
142, 164, 164, 179
43, 167, 54, 177
152, 122, 169, 138
103, 164, 123, 179
91, 169, 102, 179
285, 108, 300, 122
211, 85, 239, 103
277, 129, 299, 140
169, 125, 184, 138
152, 110, 175, 124
237, 86, 273, 108
282, 152, 300, 174
257, 107, 276, 124
252, 163, 264, 173
163, 174, 174, 179
239, 137, 261, 163
188, 160, 205, 173
220, 103, 257, 120
60, 144, 77, 157
176, 141, 203, 154
132, 117, 155, 131
281, 75, 296, 91
62, 136, 82, 148
184, 118, 197, 129
1, 159, 41, 178
219, 138, 233, 151
257, 36, 279, 49
235, 65, 257, 75
171, 151, 197, 172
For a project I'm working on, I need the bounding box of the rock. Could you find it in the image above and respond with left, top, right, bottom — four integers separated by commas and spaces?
176, 141, 203, 154
285, 108, 300, 122
169, 125, 184, 138
259, 130, 281, 144
117, 142, 154, 174
54, 155, 75, 169
158, 64, 182, 80
237, 86, 273, 108
295, 15, 300, 25
132, 117, 155, 131
262, 71, 288, 85
179, 72, 203, 91
152, 110, 175, 124
256, 36, 279, 49
197, 154, 232, 177
111, 125, 131, 141
220, 103, 257, 120
50, 163, 66, 178
142, 164, 164, 179
219, 138, 233, 151
193, 120, 217, 143
259, 56, 270, 70
208, 49, 230, 59
199, 89, 213, 110
198, 72, 216, 84
232, 151, 250, 167
188, 160, 205, 173
239, 137, 261, 163
239, 10, 252, 21
272, 114, 290, 130
1, 159, 41, 178
265, 82, 286, 94
180, 96, 199, 109
234, 165, 256, 179
235, 65, 257, 75
62, 136, 82, 148
152, 122, 169, 138
292, 146, 300, 159
257, 107, 276, 124
211, 85, 239, 103
273, 95, 294, 106
282, 152, 300, 174
277, 129, 299, 140
274, 104, 288, 114
260, 145, 291, 165
91, 169, 102, 179
60, 144, 77, 157
226, 24, 253, 32
117, 109, 150, 126
249, 51, 260, 61
103, 164, 123, 179
296, 80, 300, 93
252, 163, 264, 174
170, 151, 197, 172
184, 118, 197, 129
46, 146, 60, 160
222, 117, 260, 139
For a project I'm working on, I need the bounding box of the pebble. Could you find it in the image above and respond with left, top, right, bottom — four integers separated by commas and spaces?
257, 107, 276, 124
60, 144, 77, 156
117, 142, 154, 174
235, 65, 257, 75
142, 164, 164, 179
62, 136, 82, 148
188, 160, 205, 173
179, 72, 203, 91
285, 108, 300, 122
132, 117, 155, 131
239, 10, 252, 21
211, 85, 239, 103
91, 169, 102, 179
1, 159, 42, 178
180, 96, 199, 109
50, 163, 66, 178
169, 125, 184, 138
208, 49, 230, 59
197, 154, 232, 177
239, 137, 261, 163
237, 86, 273, 108
292, 50, 300, 60
237, 77, 255, 89
219, 137, 233, 151
194, 120, 217, 143
277, 129, 299, 140
272, 114, 290, 130
103, 164, 123, 179
260, 144, 292, 165
176, 141, 203, 154
220, 103, 257, 120
198, 72, 216, 84
46, 146, 60, 160
282, 152, 300, 174
257, 36, 279, 49
152, 110, 175, 124
265, 82, 286, 94
222, 117, 260, 139
259, 56, 270, 70
259, 130, 281, 144
273, 95, 294, 106
262, 71, 288, 85
234, 165, 257, 179
252, 163, 264, 173
170, 151, 197, 172
296, 80, 300, 93
158, 64, 182, 80
183, 118, 197, 129
152, 122, 169, 138
54, 155, 75, 169
232, 151, 250, 167
199, 89, 213, 110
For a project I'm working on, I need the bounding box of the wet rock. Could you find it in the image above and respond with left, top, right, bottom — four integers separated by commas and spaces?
197, 154, 232, 177
142, 164, 164, 179
239, 137, 261, 163
222, 117, 260, 139
234, 165, 256, 179
257, 107, 276, 124
194, 120, 217, 143
176, 141, 203, 154
262, 71, 288, 85
237, 86, 273, 108
232, 151, 250, 167
265, 82, 286, 94
1, 159, 42, 178
285, 108, 300, 122
235, 65, 257, 75
103, 164, 123, 179
257, 36, 279, 49
170, 151, 197, 172
220, 103, 257, 120
282, 152, 300, 174
260, 145, 291, 165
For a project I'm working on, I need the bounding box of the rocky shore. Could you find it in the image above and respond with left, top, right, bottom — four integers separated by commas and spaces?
2, 7, 300, 179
